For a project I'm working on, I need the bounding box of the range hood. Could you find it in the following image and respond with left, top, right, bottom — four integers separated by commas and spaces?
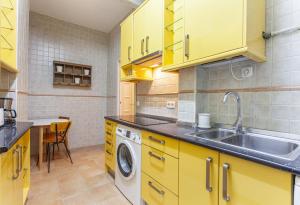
132, 50, 162, 68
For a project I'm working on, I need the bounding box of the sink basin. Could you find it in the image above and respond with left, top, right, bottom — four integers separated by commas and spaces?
188, 129, 235, 140
221, 134, 299, 156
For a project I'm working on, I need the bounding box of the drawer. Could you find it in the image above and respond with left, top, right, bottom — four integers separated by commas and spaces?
142, 173, 178, 205
105, 120, 116, 130
105, 139, 114, 150
142, 131, 179, 158
105, 148, 114, 169
142, 144, 178, 194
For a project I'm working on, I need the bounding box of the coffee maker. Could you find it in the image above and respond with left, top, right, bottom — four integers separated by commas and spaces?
0, 98, 17, 125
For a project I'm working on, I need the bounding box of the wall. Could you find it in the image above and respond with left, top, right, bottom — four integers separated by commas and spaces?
136, 67, 178, 118
106, 25, 120, 116
28, 12, 109, 148
178, 0, 300, 135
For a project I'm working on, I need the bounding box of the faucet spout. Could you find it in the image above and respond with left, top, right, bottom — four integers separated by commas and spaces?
223, 91, 243, 135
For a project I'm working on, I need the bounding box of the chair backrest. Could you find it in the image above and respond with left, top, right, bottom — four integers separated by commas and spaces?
50, 121, 71, 143
59, 116, 70, 120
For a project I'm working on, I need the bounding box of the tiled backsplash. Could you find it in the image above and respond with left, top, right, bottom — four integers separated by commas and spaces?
177, 0, 300, 135
136, 67, 178, 118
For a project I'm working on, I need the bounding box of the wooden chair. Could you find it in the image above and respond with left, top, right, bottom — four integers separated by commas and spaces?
45, 121, 73, 173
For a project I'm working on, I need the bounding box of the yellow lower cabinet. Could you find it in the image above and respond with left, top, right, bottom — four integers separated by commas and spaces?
219, 154, 292, 205
179, 141, 219, 205
142, 173, 178, 205
0, 148, 14, 205
142, 144, 178, 195
104, 120, 117, 172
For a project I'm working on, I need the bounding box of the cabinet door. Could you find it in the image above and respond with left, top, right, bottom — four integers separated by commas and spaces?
143, 0, 163, 55
120, 15, 133, 67
219, 154, 292, 205
22, 131, 31, 204
184, 0, 244, 62
133, 0, 163, 60
0, 150, 14, 205
179, 142, 219, 205
133, 2, 147, 60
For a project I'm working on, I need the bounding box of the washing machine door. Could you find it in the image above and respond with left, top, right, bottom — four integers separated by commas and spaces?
117, 140, 136, 180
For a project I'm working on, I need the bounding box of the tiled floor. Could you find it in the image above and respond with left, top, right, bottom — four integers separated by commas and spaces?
27, 145, 130, 205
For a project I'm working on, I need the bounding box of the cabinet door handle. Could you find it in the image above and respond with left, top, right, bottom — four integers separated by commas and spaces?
18, 145, 23, 172
206, 157, 213, 192
141, 39, 145, 55
185, 34, 190, 59
106, 141, 112, 145
145, 36, 149, 53
106, 122, 112, 126
148, 181, 165, 196
148, 136, 165, 145
106, 131, 111, 135
12, 148, 19, 180
128, 46, 131, 61
148, 151, 165, 162
222, 163, 230, 201
106, 150, 112, 155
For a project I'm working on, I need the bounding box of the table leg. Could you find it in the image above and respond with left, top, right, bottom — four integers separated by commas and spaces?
38, 127, 43, 170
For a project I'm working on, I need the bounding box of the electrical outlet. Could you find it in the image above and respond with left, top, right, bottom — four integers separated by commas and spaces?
241, 66, 253, 78
166, 101, 176, 109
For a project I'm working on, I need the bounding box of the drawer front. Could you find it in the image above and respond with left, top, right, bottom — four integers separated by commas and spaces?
142, 173, 178, 205
105, 147, 114, 169
105, 120, 116, 130
142, 144, 178, 194
142, 131, 179, 158
105, 132, 113, 143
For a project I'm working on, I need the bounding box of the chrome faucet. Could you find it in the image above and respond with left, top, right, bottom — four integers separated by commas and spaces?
223, 91, 243, 135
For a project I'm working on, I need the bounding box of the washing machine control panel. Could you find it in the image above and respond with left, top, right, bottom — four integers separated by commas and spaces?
116, 127, 141, 144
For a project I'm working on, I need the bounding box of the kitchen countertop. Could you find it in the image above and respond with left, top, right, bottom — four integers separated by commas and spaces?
0, 122, 33, 154
105, 115, 300, 175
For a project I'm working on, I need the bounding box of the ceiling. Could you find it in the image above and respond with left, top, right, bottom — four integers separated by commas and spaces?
30, 0, 141, 33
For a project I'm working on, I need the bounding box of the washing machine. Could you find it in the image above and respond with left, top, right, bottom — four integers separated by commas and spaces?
115, 125, 142, 205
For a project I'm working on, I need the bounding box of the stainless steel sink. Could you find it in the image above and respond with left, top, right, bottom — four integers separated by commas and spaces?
186, 128, 300, 160
221, 134, 300, 159
193, 129, 235, 139
187, 128, 235, 140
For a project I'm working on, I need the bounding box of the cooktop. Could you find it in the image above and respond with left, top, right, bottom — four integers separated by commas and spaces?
119, 116, 170, 126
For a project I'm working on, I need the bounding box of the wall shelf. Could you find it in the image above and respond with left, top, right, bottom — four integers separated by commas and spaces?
53, 61, 92, 88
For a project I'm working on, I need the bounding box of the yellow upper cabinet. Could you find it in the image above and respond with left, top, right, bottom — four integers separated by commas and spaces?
219, 154, 292, 205
120, 15, 133, 67
133, 0, 163, 60
0, 0, 17, 72
163, 0, 266, 71
179, 141, 219, 205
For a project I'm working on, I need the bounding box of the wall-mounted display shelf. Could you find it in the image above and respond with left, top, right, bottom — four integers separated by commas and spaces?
53, 61, 92, 87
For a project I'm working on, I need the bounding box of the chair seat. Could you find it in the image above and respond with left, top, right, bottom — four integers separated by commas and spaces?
44, 133, 64, 143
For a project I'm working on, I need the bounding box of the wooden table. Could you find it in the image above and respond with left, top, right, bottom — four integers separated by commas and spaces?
31, 118, 69, 170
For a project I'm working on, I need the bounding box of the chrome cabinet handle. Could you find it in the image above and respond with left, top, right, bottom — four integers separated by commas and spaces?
106, 131, 111, 135
18, 145, 23, 172
128, 46, 131, 61
148, 181, 165, 196
206, 157, 213, 192
106, 150, 112, 155
223, 163, 230, 201
145, 36, 149, 53
148, 136, 165, 145
148, 151, 165, 162
12, 148, 19, 180
185, 34, 190, 59
141, 39, 145, 55
106, 141, 112, 145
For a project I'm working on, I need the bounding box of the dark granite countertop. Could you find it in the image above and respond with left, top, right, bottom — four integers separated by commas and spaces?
0, 122, 33, 154
105, 115, 300, 175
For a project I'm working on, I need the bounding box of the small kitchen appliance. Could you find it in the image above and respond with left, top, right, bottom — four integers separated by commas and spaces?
0, 98, 17, 125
